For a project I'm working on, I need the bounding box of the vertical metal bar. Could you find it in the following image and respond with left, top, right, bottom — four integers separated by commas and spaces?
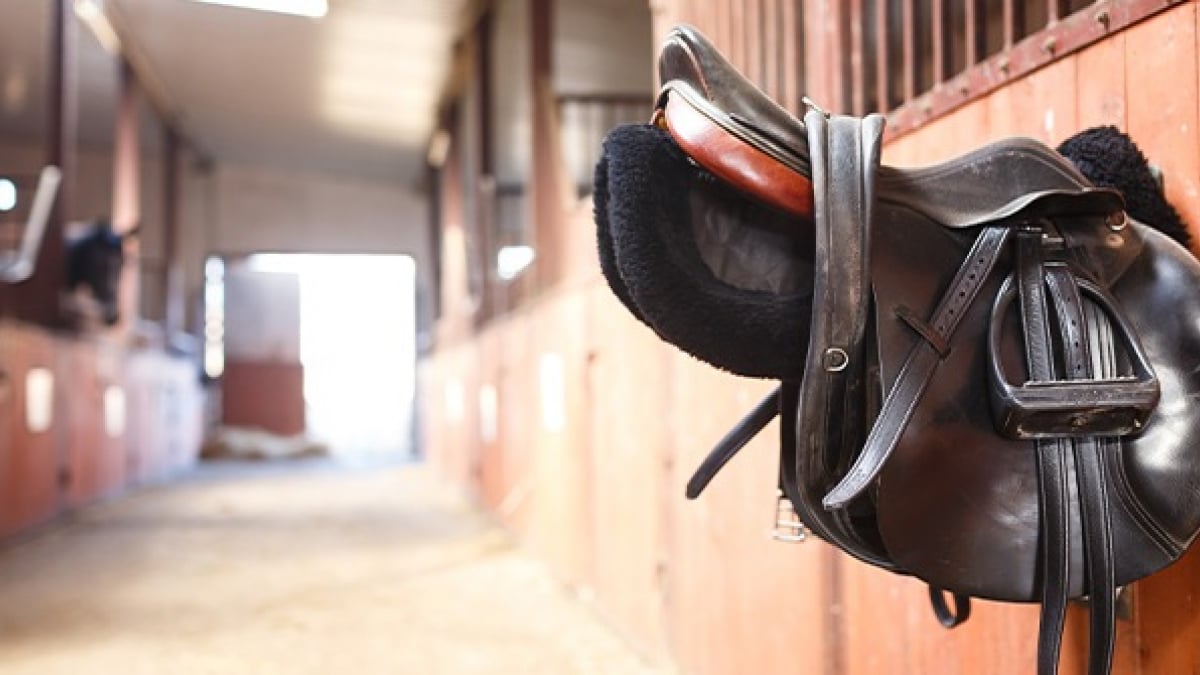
795, 0, 806, 109
829, 0, 850, 113
782, 0, 800, 114
850, 0, 865, 115
716, 0, 731, 57
730, 0, 745, 73
964, 0, 984, 65
1048, 0, 1066, 22
529, 0, 560, 290
747, 0, 763, 86
475, 12, 495, 320
875, 0, 889, 112
931, 0, 947, 82
902, 0, 915, 102
1002, 0, 1023, 48
763, 0, 779, 98
162, 126, 183, 336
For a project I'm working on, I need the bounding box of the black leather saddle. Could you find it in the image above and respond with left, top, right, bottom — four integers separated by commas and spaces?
594, 25, 1200, 675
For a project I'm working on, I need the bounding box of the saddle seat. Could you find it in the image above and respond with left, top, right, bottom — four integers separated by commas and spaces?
659, 24, 1126, 230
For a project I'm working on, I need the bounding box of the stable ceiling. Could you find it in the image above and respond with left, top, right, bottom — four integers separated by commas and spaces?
1, 0, 475, 184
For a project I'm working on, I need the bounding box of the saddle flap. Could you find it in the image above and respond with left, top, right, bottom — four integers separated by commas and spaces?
878, 137, 1126, 229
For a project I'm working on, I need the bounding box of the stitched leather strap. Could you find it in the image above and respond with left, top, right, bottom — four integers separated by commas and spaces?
1045, 265, 1117, 675
798, 111, 879, 508
822, 225, 1011, 508
1014, 232, 1072, 675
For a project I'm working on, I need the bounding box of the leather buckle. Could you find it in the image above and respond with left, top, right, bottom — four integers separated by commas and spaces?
771, 492, 808, 543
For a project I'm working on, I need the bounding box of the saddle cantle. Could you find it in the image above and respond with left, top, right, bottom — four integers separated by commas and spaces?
594, 24, 1200, 675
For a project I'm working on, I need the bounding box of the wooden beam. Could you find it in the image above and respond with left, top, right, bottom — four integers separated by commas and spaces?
112, 59, 140, 335
529, 0, 565, 290
163, 127, 184, 337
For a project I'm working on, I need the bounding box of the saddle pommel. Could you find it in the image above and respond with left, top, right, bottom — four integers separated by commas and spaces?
656, 87, 814, 219
656, 24, 814, 220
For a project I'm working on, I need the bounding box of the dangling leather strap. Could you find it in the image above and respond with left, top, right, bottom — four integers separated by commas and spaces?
686, 387, 780, 498
1044, 265, 1116, 675
928, 586, 972, 628
822, 225, 1012, 508
1014, 231, 1072, 675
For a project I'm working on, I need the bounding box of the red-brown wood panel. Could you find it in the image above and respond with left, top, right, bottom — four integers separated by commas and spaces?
763, 0, 781, 100
584, 283, 671, 661
985, 53, 1078, 146
730, 0, 747, 76
0, 323, 62, 536
527, 290, 591, 584
840, 560, 1043, 675
497, 312, 535, 535
221, 359, 305, 436
746, 0, 763, 86
1075, 30, 1127, 131
883, 94, 991, 166
61, 340, 127, 507
443, 342, 482, 502
1124, 12, 1200, 668
665, 356, 832, 675
1127, 3, 1200, 250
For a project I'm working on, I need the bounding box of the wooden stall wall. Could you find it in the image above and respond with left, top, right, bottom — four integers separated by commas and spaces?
0, 320, 204, 538
421, 2, 1200, 674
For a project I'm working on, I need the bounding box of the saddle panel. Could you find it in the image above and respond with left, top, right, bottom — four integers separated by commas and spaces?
872, 215, 1200, 602
1108, 225, 1200, 552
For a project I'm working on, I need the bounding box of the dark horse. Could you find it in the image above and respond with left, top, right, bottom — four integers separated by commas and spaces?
65, 219, 135, 326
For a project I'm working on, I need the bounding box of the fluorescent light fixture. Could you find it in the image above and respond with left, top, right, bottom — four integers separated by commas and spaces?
190, 0, 327, 18
73, 0, 122, 55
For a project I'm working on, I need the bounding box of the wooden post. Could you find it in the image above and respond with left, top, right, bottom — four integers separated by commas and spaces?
112, 59, 141, 336
529, 0, 564, 290
163, 127, 184, 336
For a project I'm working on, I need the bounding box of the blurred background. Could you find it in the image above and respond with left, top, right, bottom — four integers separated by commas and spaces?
3, 1, 1200, 674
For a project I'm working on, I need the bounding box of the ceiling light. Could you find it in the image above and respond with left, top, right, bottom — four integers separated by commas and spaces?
190, 0, 328, 18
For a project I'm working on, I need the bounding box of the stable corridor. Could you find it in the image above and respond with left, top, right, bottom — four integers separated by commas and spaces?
0, 462, 670, 675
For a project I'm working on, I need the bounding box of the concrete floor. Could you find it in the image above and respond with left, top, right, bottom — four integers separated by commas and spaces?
0, 461, 673, 675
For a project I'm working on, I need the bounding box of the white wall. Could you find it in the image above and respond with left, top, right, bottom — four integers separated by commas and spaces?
205, 160, 433, 339
0, 132, 434, 341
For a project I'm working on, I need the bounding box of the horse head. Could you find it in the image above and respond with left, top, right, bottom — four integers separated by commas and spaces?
66, 219, 136, 326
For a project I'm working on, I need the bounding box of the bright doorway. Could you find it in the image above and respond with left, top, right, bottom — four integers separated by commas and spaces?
216, 253, 418, 463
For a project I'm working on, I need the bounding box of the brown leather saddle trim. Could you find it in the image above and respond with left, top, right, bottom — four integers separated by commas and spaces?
654, 84, 814, 220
